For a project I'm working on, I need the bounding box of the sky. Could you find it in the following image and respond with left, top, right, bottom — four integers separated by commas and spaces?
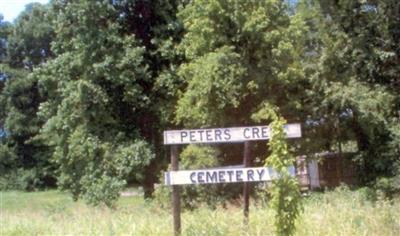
0, 0, 49, 22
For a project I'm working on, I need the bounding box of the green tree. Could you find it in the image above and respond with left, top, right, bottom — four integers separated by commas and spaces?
303, 0, 399, 183
175, 0, 308, 178
177, 0, 308, 127
0, 15, 11, 62
0, 4, 55, 190
113, 0, 185, 197
34, 0, 164, 206
0, 15, 11, 132
7, 3, 54, 69
173, 2, 308, 225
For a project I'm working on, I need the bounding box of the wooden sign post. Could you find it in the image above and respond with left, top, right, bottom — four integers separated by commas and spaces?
163, 124, 301, 235
243, 141, 251, 225
170, 146, 181, 235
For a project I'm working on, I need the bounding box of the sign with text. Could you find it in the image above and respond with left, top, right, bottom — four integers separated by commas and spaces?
163, 124, 301, 145
164, 166, 295, 185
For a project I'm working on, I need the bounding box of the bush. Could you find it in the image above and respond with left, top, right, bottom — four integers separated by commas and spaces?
0, 143, 55, 191
55, 132, 155, 207
154, 145, 227, 210
0, 144, 18, 172
374, 177, 400, 199
81, 174, 126, 207
0, 168, 43, 191
373, 162, 400, 199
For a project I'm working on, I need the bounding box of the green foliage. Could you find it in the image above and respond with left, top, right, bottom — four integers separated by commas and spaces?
0, 168, 43, 191
253, 103, 301, 236
52, 126, 154, 207
32, 0, 157, 206
180, 145, 223, 209
303, 0, 400, 183
111, 0, 185, 197
154, 145, 223, 209
175, 2, 309, 211
177, 46, 246, 127
0, 66, 54, 190
373, 162, 400, 199
176, 0, 308, 129
0, 66, 53, 190
7, 3, 54, 69
374, 177, 399, 199
0, 2, 55, 191
0, 143, 17, 172
180, 145, 219, 170
0, 15, 11, 62
3, 73, 39, 138
1, 0, 400, 212
152, 183, 172, 209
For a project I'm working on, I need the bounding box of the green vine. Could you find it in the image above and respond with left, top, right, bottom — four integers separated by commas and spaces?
253, 103, 302, 236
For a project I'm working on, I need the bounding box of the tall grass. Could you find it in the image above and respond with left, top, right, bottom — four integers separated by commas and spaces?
1, 187, 399, 235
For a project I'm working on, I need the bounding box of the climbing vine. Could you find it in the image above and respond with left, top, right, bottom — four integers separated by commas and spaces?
253, 103, 302, 236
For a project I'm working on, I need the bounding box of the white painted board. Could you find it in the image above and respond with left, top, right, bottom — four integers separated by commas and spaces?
164, 166, 295, 185
163, 123, 301, 145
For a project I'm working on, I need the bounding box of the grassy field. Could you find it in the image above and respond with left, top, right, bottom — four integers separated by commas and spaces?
1, 187, 400, 236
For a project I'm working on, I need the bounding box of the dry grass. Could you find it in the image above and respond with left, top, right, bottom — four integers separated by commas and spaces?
1, 187, 399, 235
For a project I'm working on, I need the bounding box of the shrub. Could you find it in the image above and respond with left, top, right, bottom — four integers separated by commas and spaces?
154, 145, 227, 210
0, 168, 43, 191
372, 161, 400, 199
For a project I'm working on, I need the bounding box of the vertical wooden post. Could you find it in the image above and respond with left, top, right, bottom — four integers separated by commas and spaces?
171, 145, 181, 236
243, 141, 251, 225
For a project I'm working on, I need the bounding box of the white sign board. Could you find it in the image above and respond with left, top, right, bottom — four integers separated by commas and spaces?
163, 124, 301, 145
164, 166, 295, 185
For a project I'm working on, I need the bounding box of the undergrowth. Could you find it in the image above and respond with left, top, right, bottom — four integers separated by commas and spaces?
1, 187, 399, 235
